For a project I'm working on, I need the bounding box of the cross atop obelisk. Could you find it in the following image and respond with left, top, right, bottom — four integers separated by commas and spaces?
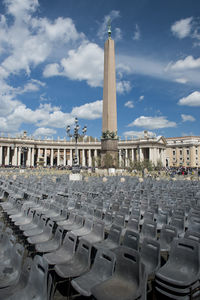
101, 21, 118, 167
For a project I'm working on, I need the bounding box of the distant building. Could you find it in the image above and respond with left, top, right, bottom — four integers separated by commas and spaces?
0, 131, 166, 168
166, 136, 200, 168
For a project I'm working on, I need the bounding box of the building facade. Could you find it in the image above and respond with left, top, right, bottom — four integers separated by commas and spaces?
166, 136, 200, 168
0, 131, 166, 168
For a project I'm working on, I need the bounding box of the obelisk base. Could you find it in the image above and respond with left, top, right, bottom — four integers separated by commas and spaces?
101, 139, 118, 168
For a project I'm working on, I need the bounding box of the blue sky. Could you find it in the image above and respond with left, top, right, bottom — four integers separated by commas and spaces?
0, 0, 200, 140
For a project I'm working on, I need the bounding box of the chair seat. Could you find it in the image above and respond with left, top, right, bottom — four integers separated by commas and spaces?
55, 257, 89, 279
92, 277, 140, 300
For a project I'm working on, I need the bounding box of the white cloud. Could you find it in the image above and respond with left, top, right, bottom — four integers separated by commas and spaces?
44, 42, 104, 87
169, 56, 200, 71
128, 116, 176, 130
178, 91, 200, 106
33, 127, 56, 137
71, 100, 102, 119
181, 114, 195, 122
114, 27, 122, 41
139, 95, 144, 101
124, 101, 134, 108
175, 78, 188, 84
116, 81, 131, 94
133, 24, 140, 40
171, 17, 193, 39
97, 10, 120, 40
123, 130, 156, 138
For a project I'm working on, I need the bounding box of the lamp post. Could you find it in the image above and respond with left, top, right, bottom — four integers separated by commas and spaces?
21, 144, 28, 168
121, 149, 126, 168
66, 118, 87, 172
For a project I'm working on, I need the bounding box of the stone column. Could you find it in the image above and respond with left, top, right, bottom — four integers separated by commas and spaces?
0, 146, 2, 165
44, 148, 47, 167
18, 147, 21, 166
27, 148, 31, 167
140, 148, 144, 162
37, 148, 40, 164
88, 149, 92, 167
125, 149, 128, 167
131, 148, 134, 162
5, 146, 10, 165
94, 149, 97, 167
31, 148, 35, 167
82, 149, 86, 166
63, 149, 66, 166
13, 147, 18, 166
119, 149, 122, 167
50, 149, 54, 166
69, 149, 73, 166
57, 149, 60, 166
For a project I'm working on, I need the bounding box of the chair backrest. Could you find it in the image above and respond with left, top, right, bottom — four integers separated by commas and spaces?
84, 218, 93, 230
184, 230, 200, 243
114, 213, 125, 228
141, 220, 157, 240
104, 210, 113, 224
127, 216, 139, 232
91, 248, 116, 279
108, 224, 122, 244
113, 246, 141, 282
54, 226, 64, 244
27, 255, 49, 299
159, 225, 178, 250
140, 238, 160, 275
168, 238, 200, 273
123, 230, 140, 251
76, 240, 92, 266
63, 232, 77, 254
93, 220, 105, 238
94, 208, 103, 220
74, 214, 84, 226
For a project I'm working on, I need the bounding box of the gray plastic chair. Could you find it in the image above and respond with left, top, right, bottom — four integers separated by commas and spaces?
6, 255, 49, 300
23, 215, 47, 237
43, 232, 77, 266
35, 226, 64, 253
94, 224, 122, 251
156, 210, 168, 230
159, 224, 178, 252
56, 211, 75, 227
71, 248, 116, 297
127, 215, 139, 232
155, 238, 200, 299
54, 240, 92, 279
122, 229, 140, 251
184, 230, 200, 243
80, 220, 105, 245
0, 257, 32, 299
91, 246, 147, 300
62, 214, 84, 232
170, 215, 185, 237
0, 243, 24, 289
15, 208, 34, 227
27, 219, 54, 245
140, 238, 160, 278
140, 220, 157, 243
71, 218, 93, 237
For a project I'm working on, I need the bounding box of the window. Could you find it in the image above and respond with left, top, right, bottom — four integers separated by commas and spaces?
196, 149, 198, 155
180, 150, 182, 155
186, 150, 189, 155
187, 157, 190, 160
180, 157, 182, 160
173, 150, 176, 156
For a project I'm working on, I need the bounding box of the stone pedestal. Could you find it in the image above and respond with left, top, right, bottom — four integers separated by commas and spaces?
101, 139, 118, 167
69, 173, 82, 181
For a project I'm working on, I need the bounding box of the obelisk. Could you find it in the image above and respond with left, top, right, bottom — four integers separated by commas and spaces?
101, 22, 118, 167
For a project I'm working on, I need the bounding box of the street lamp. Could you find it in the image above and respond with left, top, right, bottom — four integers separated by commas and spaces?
121, 149, 126, 168
21, 144, 28, 168
66, 118, 87, 172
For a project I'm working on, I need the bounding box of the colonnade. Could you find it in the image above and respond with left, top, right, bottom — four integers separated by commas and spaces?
0, 136, 167, 168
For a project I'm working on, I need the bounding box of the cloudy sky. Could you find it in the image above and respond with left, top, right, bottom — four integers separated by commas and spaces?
0, 0, 200, 140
